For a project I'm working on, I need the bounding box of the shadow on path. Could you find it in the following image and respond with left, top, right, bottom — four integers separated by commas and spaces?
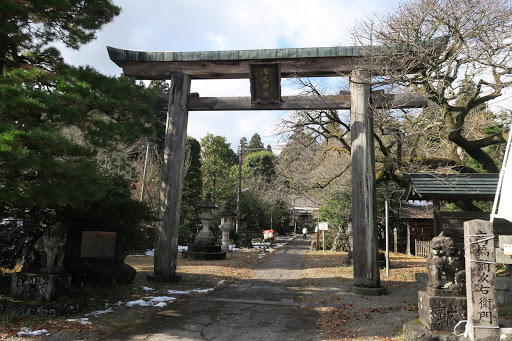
109, 235, 322, 341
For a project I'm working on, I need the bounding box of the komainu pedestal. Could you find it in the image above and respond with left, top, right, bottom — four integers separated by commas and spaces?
418, 290, 467, 332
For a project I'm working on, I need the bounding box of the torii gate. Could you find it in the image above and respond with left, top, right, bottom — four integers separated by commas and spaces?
108, 45, 428, 294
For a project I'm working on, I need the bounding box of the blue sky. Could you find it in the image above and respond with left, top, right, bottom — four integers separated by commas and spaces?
57, 0, 400, 152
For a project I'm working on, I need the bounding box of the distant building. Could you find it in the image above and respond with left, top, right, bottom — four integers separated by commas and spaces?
290, 196, 319, 232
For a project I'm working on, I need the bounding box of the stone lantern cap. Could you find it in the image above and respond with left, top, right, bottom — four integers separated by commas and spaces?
219, 201, 236, 217
197, 193, 217, 210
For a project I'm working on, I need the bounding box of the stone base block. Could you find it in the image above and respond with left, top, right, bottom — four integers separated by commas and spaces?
403, 319, 462, 340
11, 272, 71, 302
418, 290, 467, 332
350, 285, 387, 296
188, 244, 222, 253
147, 273, 182, 283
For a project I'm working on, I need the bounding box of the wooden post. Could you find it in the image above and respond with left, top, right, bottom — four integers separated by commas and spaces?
350, 70, 385, 295
464, 219, 499, 340
433, 198, 442, 237
149, 73, 190, 282
406, 219, 411, 256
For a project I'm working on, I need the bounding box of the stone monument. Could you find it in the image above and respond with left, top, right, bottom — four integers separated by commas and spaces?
464, 220, 499, 340
11, 223, 71, 301
418, 232, 467, 332
183, 193, 226, 260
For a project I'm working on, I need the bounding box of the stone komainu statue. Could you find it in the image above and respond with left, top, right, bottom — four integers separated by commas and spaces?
22, 223, 68, 273
426, 232, 465, 293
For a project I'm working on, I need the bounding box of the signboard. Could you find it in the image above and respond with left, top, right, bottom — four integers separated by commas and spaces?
249, 62, 281, 105
80, 231, 116, 258
318, 222, 329, 231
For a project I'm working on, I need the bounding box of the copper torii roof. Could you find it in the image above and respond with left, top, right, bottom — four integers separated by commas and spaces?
106, 38, 447, 80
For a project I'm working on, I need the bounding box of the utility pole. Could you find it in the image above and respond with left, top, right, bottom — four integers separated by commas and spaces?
140, 141, 150, 202
237, 146, 242, 233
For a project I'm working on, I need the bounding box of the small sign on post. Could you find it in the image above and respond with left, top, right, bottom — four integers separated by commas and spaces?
318, 222, 329, 251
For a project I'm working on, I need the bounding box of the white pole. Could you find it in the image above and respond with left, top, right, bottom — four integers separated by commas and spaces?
140, 141, 150, 202
385, 182, 390, 277
491, 124, 512, 222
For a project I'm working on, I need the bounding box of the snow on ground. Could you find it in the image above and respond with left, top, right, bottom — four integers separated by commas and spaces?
18, 328, 49, 336
66, 318, 92, 325
167, 288, 214, 295
125, 296, 177, 308
86, 307, 114, 316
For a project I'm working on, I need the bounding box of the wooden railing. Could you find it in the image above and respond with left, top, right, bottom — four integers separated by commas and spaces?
415, 240, 432, 258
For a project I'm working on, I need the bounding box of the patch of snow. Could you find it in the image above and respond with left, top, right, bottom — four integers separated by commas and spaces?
147, 296, 177, 303
125, 296, 177, 308
126, 299, 151, 307
66, 318, 92, 325
178, 245, 188, 252
86, 307, 114, 316
145, 249, 155, 256
167, 287, 214, 295
141, 286, 154, 291
18, 328, 49, 336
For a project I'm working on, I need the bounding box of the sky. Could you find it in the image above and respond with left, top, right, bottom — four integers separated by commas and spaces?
57, 0, 399, 152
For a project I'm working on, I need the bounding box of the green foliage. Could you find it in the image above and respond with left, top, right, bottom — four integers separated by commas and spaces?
61, 174, 154, 232
320, 189, 351, 229
0, 65, 156, 209
247, 133, 264, 153
179, 137, 202, 245
243, 150, 276, 181
0, 0, 120, 73
200, 134, 236, 203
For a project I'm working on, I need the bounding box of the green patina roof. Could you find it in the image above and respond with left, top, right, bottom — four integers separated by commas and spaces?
404, 173, 499, 201
107, 38, 447, 66
107, 46, 372, 66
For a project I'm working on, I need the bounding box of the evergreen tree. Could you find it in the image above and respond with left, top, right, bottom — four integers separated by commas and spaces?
179, 136, 202, 244
200, 134, 236, 203
0, 0, 120, 74
247, 133, 264, 153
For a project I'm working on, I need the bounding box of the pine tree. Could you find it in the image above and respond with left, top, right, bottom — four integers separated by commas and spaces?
0, 0, 120, 74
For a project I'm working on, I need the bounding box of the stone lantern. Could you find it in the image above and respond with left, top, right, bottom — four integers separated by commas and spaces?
194, 193, 217, 245
183, 193, 226, 260
219, 201, 236, 252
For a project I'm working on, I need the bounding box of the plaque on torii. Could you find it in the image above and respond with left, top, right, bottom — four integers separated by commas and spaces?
249, 62, 281, 105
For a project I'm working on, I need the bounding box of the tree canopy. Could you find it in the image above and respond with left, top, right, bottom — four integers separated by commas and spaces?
0, 0, 120, 73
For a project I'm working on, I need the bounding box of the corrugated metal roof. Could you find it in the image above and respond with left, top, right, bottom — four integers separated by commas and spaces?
404, 173, 499, 200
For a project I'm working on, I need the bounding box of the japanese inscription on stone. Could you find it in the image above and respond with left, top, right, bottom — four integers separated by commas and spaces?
464, 220, 499, 341
249, 62, 281, 105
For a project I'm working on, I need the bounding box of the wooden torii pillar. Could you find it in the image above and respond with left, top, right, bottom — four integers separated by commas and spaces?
107, 45, 432, 286
350, 70, 386, 295
148, 73, 190, 281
